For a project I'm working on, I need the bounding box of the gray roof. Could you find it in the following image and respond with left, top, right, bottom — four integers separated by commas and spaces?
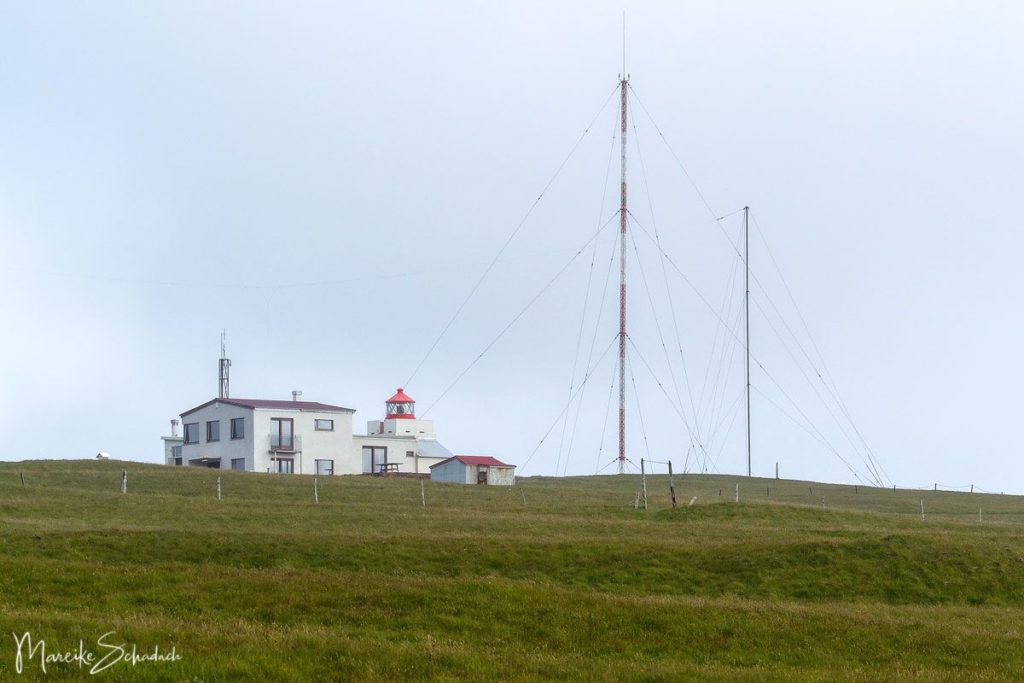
416, 439, 453, 459
182, 397, 355, 417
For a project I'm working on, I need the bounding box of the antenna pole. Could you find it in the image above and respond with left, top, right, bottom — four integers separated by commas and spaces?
617, 73, 629, 474
219, 329, 231, 399
744, 206, 751, 477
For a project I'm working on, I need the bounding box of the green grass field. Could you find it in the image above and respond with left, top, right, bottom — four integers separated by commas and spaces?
1, 460, 1023, 681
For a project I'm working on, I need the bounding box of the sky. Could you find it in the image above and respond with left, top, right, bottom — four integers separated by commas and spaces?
1, 1, 1022, 491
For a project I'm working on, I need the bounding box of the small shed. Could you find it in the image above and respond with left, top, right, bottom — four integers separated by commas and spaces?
429, 455, 516, 486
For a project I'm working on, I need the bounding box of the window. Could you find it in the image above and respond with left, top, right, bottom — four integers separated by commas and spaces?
314, 419, 334, 431
406, 451, 414, 458
315, 459, 334, 475
184, 423, 199, 444
271, 458, 294, 474
206, 420, 220, 442
270, 418, 294, 450
172, 445, 182, 459
231, 458, 246, 471
230, 417, 244, 440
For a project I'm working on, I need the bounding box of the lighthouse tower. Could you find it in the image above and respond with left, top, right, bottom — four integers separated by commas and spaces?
366, 388, 436, 438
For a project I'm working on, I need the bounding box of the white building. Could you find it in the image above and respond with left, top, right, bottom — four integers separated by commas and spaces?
430, 455, 516, 486
179, 396, 356, 474
170, 388, 455, 475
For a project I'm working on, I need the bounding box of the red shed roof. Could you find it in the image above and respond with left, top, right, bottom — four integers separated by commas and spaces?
181, 397, 355, 417
429, 455, 514, 468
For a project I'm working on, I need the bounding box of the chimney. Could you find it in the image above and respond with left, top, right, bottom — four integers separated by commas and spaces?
170, 419, 179, 437
292, 390, 302, 402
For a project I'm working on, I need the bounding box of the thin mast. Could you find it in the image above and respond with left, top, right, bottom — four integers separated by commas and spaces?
617, 74, 628, 474
218, 329, 231, 399
744, 206, 751, 477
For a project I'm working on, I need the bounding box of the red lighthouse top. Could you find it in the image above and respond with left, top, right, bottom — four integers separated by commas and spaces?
385, 388, 415, 419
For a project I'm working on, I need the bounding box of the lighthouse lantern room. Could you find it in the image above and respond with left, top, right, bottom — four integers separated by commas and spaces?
367, 388, 435, 438
385, 388, 416, 419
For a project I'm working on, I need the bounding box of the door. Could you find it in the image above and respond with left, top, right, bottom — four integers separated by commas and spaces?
477, 467, 488, 484
361, 446, 387, 473
273, 458, 294, 474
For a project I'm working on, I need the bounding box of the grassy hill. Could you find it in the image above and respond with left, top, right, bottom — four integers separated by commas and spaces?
1, 460, 1023, 680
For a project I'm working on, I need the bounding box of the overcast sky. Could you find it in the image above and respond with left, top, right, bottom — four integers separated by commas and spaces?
2, 1, 1022, 491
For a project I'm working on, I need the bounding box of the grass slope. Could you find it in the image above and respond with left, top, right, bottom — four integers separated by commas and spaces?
1, 460, 1023, 681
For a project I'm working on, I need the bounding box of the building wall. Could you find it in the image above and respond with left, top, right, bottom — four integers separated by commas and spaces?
365, 418, 436, 438
179, 401, 357, 473
252, 408, 356, 475
487, 466, 516, 486
351, 435, 449, 474
430, 459, 472, 484
179, 404, 253, 469
162, 436, 183, 465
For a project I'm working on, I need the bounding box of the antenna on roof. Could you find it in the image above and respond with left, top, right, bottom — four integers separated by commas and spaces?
218, 329, 231, 399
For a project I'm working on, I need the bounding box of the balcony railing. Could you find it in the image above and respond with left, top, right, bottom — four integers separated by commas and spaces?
268, 434, 302, 453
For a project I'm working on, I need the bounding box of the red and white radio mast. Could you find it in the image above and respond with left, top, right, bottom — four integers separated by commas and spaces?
617, 71, 628, 475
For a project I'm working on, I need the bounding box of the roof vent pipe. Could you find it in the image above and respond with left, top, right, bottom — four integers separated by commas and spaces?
292, 390, 302, 402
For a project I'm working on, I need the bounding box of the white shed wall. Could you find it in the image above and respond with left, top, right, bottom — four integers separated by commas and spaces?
487, 466, 516, 486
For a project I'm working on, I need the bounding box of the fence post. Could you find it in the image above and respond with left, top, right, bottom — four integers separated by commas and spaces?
19, 472, 25, 488
420, 479, 426, 507
640, 459, 648, 510
668, 460, 677, 509
520, 486, 527, 505
217, 476, 222, 501
920, 499, 925, 520
313, 477, 319, 504
120, 470, 127, 495
735, 483, 739, 503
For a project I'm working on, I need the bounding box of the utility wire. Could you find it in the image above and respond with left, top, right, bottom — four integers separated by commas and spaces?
405, 83, 621, 389
556, 110, 621, 476
629, 104, 702, 448
593, 353, 620, 475
422, 211, 620, 417
628, 211, 878, 485
626, 334, 709, 462
749, 210, 891, 486
627, 353, 653, 463
518, 334, 619, 474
